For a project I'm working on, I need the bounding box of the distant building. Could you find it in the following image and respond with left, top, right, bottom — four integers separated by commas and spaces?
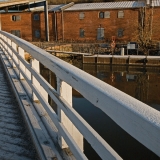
1, 9, 55, 41
150, 0, 160, 41
58, 1, 145, 43
0, 1, 160, 43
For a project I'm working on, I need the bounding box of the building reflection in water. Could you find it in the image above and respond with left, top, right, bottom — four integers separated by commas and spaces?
82, 64, 160, 106
135, 73, 149, 103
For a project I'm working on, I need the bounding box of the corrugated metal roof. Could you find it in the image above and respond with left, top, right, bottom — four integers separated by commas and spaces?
65, 1, 145, 11
0, 0, 28, 8
49, 4, 68, 11
151, 0, 160, 6
29, 4, 65, 12
0, 0, 46, 9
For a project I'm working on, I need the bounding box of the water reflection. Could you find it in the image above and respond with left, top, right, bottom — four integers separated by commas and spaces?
135, 74, 149, 103
40, 62, 160, 160
81, 64, 160, 111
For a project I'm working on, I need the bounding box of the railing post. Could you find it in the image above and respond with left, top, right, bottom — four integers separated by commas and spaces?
31, 59, 48, 102
2, 36, 12, 61
2, 35, 5, 52
11, 41, 18, 68
1, 35, 4, 51
57, 77, 83, 151
0, 34, 2, 48
4, 36, 8, 55
7, 38, 12, 61
18, 47, 25, 80
31, 59, 41, 102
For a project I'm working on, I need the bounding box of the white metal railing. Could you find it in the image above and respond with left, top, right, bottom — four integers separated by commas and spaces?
0, 31, 160, 159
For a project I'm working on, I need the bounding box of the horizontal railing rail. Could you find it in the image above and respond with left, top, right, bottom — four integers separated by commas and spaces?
47, 49, 91, 55
0, 31, 160, 159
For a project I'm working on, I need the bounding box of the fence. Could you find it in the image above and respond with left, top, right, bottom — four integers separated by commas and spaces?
0, 31, 159, 159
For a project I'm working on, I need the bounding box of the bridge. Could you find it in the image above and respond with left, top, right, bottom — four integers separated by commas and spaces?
0, 30, 159, 160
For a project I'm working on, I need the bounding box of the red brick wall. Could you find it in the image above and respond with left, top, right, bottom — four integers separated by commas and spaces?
32, 12, 41, 41
56, 12, 63, 41
31, 12, 55, 41
60, 9, 139, 43
1, 12, 55, 42
1, 12, 32, 41
49, 12, 55, 41
40, 12, 46, 41
152, 8, 160, 41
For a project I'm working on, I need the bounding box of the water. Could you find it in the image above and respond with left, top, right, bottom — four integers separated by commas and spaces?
41, 62, 160, 160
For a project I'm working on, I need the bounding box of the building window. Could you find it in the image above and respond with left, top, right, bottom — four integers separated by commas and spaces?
104, 11, 110, 18
117, 29, 124, 37
11, 30, 21, 37
79, 12, 85, 19
12, 15, 21, 21
97, 27, 104, 40
99, 12, 104, 18
99, 11, 110, 18
34, 14, 40, 20
118, 11, 124, 18
35, 30, 40, 38
80, 28, 85, 37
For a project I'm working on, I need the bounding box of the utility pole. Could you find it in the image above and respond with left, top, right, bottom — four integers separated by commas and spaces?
44, 0, 49, 41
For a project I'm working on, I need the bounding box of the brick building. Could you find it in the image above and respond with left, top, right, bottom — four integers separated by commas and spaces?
151, 0, 160, 41
1, 10, 56, 41
1, 1, 160, 44
1, 12, 32, 41
60, 1, 145, 43
55, 0, 160, 44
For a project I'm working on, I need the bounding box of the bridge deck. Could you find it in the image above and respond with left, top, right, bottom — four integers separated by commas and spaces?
0, 61, 38, 160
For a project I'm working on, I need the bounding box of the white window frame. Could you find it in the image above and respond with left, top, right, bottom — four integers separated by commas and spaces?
12, 15, 21, 21
118, 11, 124, 18
104, 11, 110, 18
99, 12, 104, 19
79, 12, 85, 20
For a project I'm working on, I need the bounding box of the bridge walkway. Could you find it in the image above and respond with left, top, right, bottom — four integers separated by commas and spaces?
0, 60, 39, 160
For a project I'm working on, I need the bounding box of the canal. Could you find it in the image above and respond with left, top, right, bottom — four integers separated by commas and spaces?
41, 59, 160, 160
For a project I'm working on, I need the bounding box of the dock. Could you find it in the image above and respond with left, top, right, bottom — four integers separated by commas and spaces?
47, 50, 91, 57
82, 55, 160, 66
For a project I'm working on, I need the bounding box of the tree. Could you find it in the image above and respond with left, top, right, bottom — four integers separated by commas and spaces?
136, 6, 154, 55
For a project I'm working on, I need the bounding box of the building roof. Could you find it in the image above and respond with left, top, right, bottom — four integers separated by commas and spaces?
48, 2, 74, 12
0, 0, 45, 9
0, 0, 28, 8
151, 0, 160, 6
48, 4, 66, 11
29, 4, 67, 12
65, 1, 145, 11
